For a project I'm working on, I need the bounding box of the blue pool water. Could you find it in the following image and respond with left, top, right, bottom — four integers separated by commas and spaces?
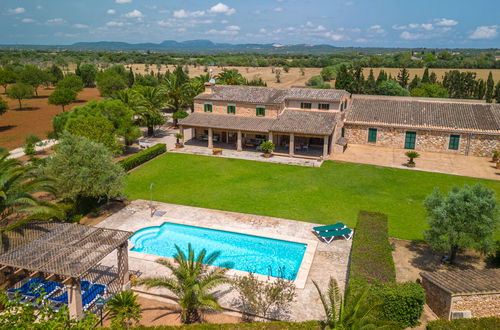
130, 222, 306, 280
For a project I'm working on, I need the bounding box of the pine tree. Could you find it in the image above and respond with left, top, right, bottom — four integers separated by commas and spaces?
351, 66, 365, 94
409, 75, 421, 91
485, 72, 494, 103
421, 68, 430, 83
397, 67, 410, 88
365, 69, 376, 94
494, 81, 500, 103
429, 72, 437, 84
376, 70, 387, 85
75, 63, 81, 76
128, 67, 135, 88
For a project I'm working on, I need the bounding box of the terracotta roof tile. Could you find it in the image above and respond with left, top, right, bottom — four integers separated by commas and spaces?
421, 269, 500, 295
347, 96, 500, 134
271, 110, 337, 135
179, 112, 275, 132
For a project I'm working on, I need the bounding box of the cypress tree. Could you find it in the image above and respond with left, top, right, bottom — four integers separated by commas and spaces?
334, 64, 353, 92
376, 70, 387, 85
397, 67, 410, 88
485, 72, 494, 103
128, 67, 135, 88
494, 81, 500, 103
409, 75, 421, 91
365, 69, 376, 94
429, 72, 437, 84
421, 68, 430, 83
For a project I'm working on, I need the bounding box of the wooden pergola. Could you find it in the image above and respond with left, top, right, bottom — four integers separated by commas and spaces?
0, 221, 133, 319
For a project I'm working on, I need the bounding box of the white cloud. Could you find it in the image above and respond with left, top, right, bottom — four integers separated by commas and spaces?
421, 24, 434, 31
36, 5, 43, 10
469, 25, 498, 39
73, 24, 89, 29
173, 9, 205, 18
8, 7, 26, 14
259, 28, 268, 33
221, 19, 228, 24
206, 25, 240, 35
274, 7, 283, 12
123, 9, 143, 18
46, 18, 66, 25
435, 18, 458, 26
393, 23, 433, 31
306, 21, 314, 28
54, 32, 79, 38
355, 38, 367, 43
369, 25, 385, 34
209, 3, 236, 15
115, 0, 132, 3
315, 25, 326, 31
21, 18, 35, 23
226, 25, 240, 31
324, 32, 345, 41
176, 28, 187, 32
400, 31, 424, 40
344, 1, 354, 6
106, 21, 125, 27
107, 9, 116, 14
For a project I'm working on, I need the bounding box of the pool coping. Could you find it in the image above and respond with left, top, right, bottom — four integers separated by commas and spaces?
126, 216, 318, 289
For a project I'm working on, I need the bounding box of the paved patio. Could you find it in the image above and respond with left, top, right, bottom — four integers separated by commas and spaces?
331, 144, 499, 180
96, 200, 352, 322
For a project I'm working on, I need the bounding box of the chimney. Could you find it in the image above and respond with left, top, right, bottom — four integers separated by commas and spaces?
204, 82, 214, 94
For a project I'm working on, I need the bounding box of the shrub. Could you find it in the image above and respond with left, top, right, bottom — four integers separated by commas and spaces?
24, 134, 41, 155
374, 282, 425, 328
132, 321, 322, 329
348, 211, 396, 290
426, 317, 500, 330
260, 141, 275, 153
119, 143, 166, 171
405, 151, 420, 164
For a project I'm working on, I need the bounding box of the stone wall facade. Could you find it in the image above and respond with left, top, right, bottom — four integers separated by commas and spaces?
194, 100, 283, 118
451, 293, 500, 318
344, 124, 499, 157
285, 100, 341, 111
422, 278, 452, 319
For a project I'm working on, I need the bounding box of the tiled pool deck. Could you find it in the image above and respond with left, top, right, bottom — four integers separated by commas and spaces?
96, 200, 352, 321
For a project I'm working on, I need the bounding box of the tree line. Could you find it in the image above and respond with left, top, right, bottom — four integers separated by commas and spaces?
308, 65, 500, 102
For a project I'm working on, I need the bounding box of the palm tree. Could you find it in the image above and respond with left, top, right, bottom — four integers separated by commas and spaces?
133, 86, 170, 136
0, 152, 63, 239
313, 277, 387, 329
106, 290, 142, 329
216, 69, 246, 85
138, 244, 230, 324
162, 75, 191, 112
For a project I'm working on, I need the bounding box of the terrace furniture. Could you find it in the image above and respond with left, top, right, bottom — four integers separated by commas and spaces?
317, 228, 353, 243
49, 280, 92, 306
23, 280, 64, 301
139, 139, 153, 149
302, 145, 309, 151
8, 278, 44, 299
312, 222, 346, 233
82, 284, 106, 311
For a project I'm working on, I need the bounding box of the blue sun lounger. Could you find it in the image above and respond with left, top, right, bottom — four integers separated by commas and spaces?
49, 280, 92, 306
8, 278, 44, 299
82, 284, 106, 311
23, 280, 64, 301
312, 222, 346, 233
317, 227, 353, 243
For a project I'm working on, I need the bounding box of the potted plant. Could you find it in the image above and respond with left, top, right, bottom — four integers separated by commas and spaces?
175, 133, 184, 148
492, 150, 500, 162
260, 141, 275, 158
405, 151, 420, 168
212, 148, 223, 155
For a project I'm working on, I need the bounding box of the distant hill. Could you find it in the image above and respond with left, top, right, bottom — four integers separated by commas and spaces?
0, 40, 497, 54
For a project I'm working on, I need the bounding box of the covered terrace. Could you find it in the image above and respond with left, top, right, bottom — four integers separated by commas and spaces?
0, 221, 133, 320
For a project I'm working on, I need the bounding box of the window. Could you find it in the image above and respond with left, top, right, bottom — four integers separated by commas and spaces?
368, 128, 377, 143
227, 105, 236, 114
256, 106, 266, 116
204, 103, 212, 112
449, 134, 460, 150
300, 102, 312, 109
340, 103, 344, 111
341, 127, 345, 137
404, 131, 417, 149
318, 103, 330, 110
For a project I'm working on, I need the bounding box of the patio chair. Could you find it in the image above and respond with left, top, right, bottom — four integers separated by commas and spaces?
312, 222, 346, 233
82, 284, 107, 311
48, 280, 92, 306
8, 278, 44, 299
316, 228, 353, 243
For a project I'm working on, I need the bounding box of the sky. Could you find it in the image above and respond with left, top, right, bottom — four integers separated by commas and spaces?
1, 0, 499, 48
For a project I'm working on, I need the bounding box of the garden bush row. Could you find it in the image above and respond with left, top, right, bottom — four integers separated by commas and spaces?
118, 143, 166, 171
347, 211, 425, 329
426, 317, 500, 330
132, 321, 321, 329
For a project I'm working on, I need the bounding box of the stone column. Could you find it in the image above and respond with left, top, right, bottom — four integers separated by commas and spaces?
117, 242, 130, 291
68, 279, 83, 320
289, 133, 294, 156
179, 126, 184, 144
237, 131, 242, 152
323, 136, 329, 159
208, 128, 213, 149
268, 131, 273, 143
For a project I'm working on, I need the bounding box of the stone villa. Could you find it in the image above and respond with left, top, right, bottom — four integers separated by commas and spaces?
179, 84, 500, 159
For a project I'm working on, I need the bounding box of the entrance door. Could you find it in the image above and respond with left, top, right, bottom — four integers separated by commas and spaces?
404, 131, 416, 149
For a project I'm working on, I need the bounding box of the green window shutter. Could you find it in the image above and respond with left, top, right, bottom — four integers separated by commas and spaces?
368, 128, 377, 143
325, 104, 330, 110
404, 132, 417, 149
227, 105, 235, 114
449, 135, 460, 150
227, 105, 230, 114
256, 107, 265, 116
341, 127, 345, 137
301, 102, 305, 109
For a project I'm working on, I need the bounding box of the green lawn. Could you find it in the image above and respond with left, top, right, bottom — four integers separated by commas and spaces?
124, 153, 500, 241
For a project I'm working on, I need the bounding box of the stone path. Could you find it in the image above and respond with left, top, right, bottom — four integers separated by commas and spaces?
7, 139, 57, 159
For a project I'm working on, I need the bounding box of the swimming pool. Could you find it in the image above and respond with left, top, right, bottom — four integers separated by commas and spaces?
129, 222, 307, 280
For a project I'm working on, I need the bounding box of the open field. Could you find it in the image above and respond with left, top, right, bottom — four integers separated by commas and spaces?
123, 153, 500, 241
0, 88, 101, 149
126, 64, 500, 88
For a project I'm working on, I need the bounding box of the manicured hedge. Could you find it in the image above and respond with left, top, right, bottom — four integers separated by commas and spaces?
375, 282, 426, 328
426, 317, 500, 330
132, 321, 321, 329
348, 211, 396, 289
119, 143, 166, 172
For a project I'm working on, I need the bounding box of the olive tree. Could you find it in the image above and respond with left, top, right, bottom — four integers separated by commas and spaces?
6, 83, 34, 110
48, 87, 77, 111
0, 97, 7, 116
423, 184, 498, 263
